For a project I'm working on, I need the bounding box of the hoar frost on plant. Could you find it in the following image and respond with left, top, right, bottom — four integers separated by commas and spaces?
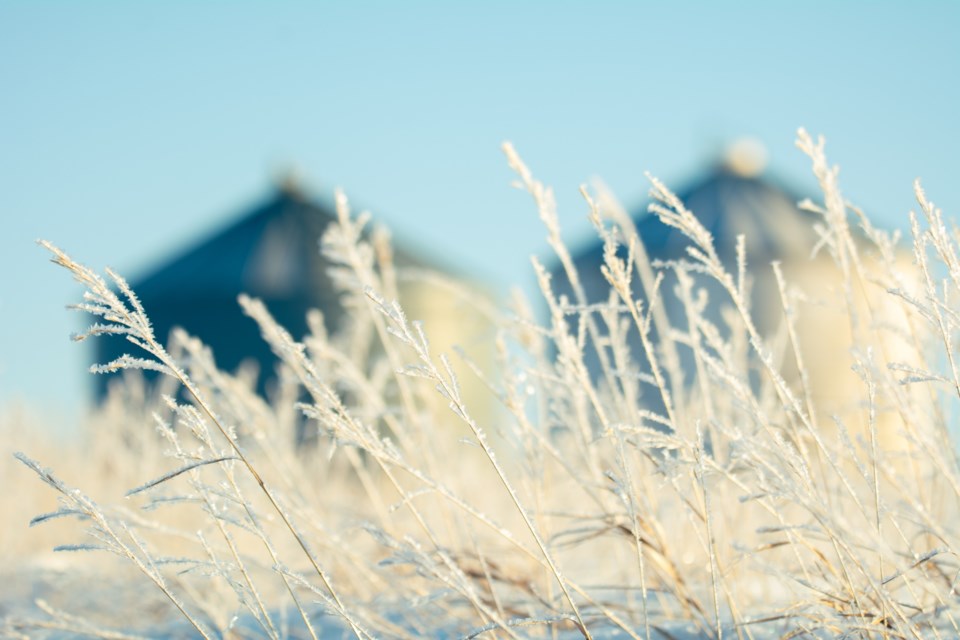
7, 130, 960, 640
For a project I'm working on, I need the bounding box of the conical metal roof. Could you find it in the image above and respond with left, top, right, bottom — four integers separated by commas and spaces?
92, 183, 433, 401
571, 163, 823, 276
134, 184, 333, 300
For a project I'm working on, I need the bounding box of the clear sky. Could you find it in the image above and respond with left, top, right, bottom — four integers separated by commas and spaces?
2, 1, 958, 426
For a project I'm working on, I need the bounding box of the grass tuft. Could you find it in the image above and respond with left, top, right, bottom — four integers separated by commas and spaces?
6, 131, 960, 638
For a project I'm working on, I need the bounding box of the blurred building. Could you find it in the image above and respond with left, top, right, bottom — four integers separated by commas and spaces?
548, 141, 916, 449
552, 141, 818, 389
92, 178, 492, 411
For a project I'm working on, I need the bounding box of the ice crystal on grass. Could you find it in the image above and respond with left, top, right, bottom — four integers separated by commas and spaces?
9, 131, 960, 638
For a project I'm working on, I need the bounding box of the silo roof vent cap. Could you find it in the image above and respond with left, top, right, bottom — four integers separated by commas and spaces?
723, 137, 768, 178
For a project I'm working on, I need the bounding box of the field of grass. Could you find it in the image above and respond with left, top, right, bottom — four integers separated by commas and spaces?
5, 130, 960, 639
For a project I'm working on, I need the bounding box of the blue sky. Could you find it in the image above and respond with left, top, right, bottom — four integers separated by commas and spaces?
2, 2, 958, 425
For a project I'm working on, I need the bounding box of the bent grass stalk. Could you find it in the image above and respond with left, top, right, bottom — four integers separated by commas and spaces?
32, 241, 366, 640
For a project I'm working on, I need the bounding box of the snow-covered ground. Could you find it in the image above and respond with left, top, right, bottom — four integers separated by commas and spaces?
1, 557, 896, 639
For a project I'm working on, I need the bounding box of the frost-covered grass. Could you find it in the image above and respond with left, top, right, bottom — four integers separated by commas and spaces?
6, 130, 960, 639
